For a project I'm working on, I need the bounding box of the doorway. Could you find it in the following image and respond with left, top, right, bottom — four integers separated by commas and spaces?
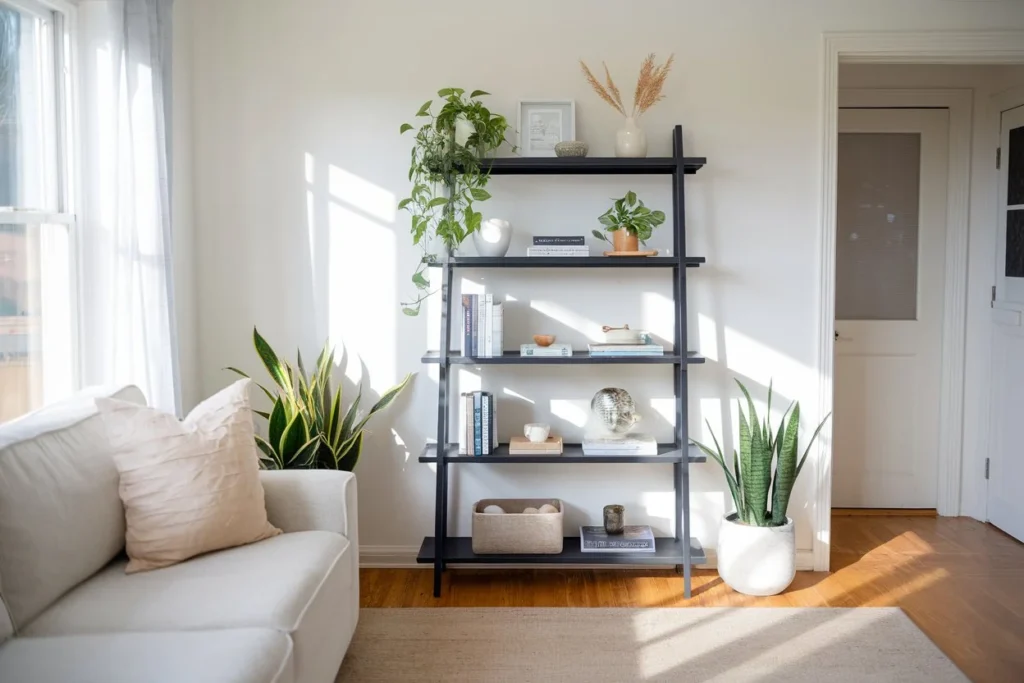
832, 108, 949, 510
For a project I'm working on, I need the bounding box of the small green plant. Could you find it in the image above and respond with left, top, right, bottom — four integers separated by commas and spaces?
692, 379, 830, 527
591, 191, 666, 245
228, 328, 411, 471
398, 87, 514, 316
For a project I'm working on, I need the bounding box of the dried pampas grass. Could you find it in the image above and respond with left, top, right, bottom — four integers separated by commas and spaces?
580, 53, 675, 119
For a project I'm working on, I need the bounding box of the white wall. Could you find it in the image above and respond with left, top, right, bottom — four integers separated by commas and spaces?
839, 64, 1024, 520
176, 0, 1024, 562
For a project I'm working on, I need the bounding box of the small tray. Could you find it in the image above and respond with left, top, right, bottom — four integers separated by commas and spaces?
603, 250, 658, 257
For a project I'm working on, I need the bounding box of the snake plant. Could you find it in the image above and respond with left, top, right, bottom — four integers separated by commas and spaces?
692, 379, 829, 527
228, 328, 411, 471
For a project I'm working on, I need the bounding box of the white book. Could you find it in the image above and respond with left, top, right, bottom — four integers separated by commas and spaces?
482, 293, 493, 358
458, 392, 469, 455
520, 343, 573, 356
492, 302, 504, 357
583, 434, 658, 456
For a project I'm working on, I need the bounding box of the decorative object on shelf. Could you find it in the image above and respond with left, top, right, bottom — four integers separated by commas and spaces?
226, 328, 411, 471
459, 391, 497, 455
532, 334, 556, 347
472, 499, 564, 554
591, 387, 640, 434
399, 88, 514, 315
472, 218, 513, 257
517, 100, 575, 157
520, 342, 572, 357
602, 324, 640, 344
508, 435, 563, 455
554, 140, 588, 158
579, 53, 675, 158
591, 191, 666, 255
583, 433, 656, 456
603, 504, 625, 534
538, 503, 559, 514
692, 379, 831, 596
580, 524, 655, 553
524, 422, 551, 443
482, 505, 506, 514
523, 507, 540, 514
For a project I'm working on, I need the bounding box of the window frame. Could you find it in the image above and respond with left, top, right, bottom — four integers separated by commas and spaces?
0, 0, 81, 407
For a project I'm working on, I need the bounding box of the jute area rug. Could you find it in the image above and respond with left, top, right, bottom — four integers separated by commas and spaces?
336, 607, 966, 683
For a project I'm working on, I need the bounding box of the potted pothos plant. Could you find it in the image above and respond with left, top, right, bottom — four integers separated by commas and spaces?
692, 380, 829, 596
591, 191, 666, 253
398, 88, 514, 315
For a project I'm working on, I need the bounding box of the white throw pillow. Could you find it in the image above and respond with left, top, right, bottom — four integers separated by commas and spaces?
96, 379, 281, 573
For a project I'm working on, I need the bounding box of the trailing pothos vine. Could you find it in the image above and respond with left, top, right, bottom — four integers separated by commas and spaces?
398, 88, 513, 316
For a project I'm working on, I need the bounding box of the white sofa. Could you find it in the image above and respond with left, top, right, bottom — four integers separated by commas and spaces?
0, 386, 359, 683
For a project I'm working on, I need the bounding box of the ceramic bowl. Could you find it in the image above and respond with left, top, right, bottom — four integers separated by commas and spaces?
554, 141, 588, 158
533, 334, 556, 347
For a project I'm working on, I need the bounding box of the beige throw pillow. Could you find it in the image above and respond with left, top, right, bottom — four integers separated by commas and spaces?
97, 379, 281, 573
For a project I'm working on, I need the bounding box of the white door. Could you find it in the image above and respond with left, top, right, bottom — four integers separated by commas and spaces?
988, 103, 1024, 542
833, 108, 949, 509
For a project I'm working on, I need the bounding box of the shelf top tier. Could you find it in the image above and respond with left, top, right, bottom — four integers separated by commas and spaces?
420, 442, 706, 464
426, 256, 704, 269
481, 156, 705, 175
422, 350, 706, 365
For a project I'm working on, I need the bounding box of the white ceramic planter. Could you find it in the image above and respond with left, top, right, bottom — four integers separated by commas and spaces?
717, 514, 795, 596
472, 218, 512, 257
615, 116, 648, 158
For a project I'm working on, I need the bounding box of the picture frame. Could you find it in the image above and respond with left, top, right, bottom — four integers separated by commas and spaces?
517, 100, 576, 157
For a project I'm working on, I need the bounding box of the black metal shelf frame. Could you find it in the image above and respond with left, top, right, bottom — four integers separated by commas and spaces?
424, 125, 703, 599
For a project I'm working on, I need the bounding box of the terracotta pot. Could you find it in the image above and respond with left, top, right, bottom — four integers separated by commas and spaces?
612, 229, 638, 252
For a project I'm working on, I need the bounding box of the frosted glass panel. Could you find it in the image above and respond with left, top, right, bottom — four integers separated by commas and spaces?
836, 133, 920, 321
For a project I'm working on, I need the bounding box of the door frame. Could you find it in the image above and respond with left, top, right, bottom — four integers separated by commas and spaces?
815, 32, 1024, 571
834, 100, 961, 511
837, 90, 971, 517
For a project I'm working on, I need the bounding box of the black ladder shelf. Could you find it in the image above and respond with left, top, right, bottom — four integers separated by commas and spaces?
417, 125, 705, 598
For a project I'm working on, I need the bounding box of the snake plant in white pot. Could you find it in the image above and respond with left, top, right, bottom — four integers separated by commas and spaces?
692, 380, 829, 596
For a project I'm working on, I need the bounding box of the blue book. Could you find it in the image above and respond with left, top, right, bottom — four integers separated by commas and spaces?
462, 296, 472, 355
473, 392, 483, 455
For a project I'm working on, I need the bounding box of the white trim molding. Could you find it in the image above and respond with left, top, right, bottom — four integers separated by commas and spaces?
815, 31, 1024, 572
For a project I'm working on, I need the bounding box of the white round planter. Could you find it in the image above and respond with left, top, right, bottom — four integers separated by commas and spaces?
717, 514, 795, 596
472, 218, 512, 257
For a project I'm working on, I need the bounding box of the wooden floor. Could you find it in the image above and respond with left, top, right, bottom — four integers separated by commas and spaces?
361, 516, 1024, 683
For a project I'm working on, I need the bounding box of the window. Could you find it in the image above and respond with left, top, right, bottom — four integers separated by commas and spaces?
0, 0, 75, 423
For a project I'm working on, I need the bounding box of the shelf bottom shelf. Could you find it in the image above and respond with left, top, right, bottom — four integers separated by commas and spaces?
417, 536, 705, 565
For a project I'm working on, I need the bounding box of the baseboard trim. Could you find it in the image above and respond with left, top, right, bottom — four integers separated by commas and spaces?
832, 508, 938, 517
360, 546, 817, 571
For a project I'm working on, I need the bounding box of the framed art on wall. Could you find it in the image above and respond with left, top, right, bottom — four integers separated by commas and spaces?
517, 100, 575, 157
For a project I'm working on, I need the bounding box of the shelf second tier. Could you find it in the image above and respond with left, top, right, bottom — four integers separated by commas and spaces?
419, 443, 707, 464
422, 350, 706, 365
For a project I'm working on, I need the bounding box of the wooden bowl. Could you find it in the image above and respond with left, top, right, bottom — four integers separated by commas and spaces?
533, 335, 556, 347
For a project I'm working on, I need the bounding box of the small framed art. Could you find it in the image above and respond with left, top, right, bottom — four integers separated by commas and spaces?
517, 100, 575, 157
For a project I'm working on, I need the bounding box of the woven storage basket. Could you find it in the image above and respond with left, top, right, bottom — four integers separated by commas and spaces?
471, 499, 564, 554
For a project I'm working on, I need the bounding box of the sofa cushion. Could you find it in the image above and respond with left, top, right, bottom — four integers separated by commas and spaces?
0, 628, 293, 683
24, 531, 350, 636
97, 379, 281, 573
0, 385, 145, 632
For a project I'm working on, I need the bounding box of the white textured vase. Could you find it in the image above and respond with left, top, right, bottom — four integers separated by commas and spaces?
615, 117, 648, 158
472, 218, 512, 257
717, 514, 796, 596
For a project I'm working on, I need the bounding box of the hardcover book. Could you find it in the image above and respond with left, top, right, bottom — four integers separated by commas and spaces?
582, 434, 658, 456
526, 247, 589, 257
580, 525, 656, 553
520, 343, 573, 357
508, 435, 563, 455
588, 343, 665, 356
532, 236, 586, 246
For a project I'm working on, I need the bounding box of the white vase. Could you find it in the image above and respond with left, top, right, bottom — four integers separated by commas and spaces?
472, 218, 512, 257
615, 117, 647, 158
717, 514, 796, 596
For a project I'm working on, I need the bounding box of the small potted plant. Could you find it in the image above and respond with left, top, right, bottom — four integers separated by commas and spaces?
591, 191, 665, 253
692, 380, 829, 596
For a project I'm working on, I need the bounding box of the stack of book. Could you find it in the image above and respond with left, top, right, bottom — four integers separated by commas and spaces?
458, 391, 498, 455
580, 525, 656, 553
526, 236, 589, 257
582, 434, 658, 456
588, 342, 664, 357
508, 435, 563, 455
520, 343, 573, 357
461, 294, 503, 357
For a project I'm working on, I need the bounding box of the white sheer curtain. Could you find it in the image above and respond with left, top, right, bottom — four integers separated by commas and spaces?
78, 0, 180, 414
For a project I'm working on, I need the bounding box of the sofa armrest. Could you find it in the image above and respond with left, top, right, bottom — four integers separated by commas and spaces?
259, 470, 358, 545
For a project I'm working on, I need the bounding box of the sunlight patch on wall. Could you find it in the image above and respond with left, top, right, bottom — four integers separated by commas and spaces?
649, 397, 675, 426
502, 387, 535, 404
642, 292, 674, 345
550, 398, 588, 427
328, 166, 396, 224
530, 300, 603, 340
724, 325, 814, 400
697, 397, 725, 445
329, 200, 396, 389
638, 491, 674, 529
698, 313, 718, 362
